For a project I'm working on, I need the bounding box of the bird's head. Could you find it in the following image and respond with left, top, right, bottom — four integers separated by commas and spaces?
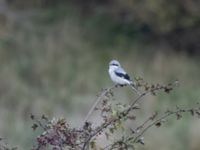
109, 60, 121, 68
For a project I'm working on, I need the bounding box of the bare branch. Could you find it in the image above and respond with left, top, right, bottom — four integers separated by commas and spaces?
81, 85, 117, 127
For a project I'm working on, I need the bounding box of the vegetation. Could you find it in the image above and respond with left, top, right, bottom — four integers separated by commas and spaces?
0, 0, 200, 149
30, 80, 200, 150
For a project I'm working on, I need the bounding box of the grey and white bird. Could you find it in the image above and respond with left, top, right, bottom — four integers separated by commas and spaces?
108, 60, 141, 95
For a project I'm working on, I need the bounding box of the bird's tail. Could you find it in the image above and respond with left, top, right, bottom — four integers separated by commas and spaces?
130, 82, 141, 96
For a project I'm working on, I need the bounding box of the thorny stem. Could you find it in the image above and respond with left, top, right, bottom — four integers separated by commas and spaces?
82, 81, 178, 150
82, 91, 148, 150
103, 107, 199, 150
81, 81, 148, 127
81, 85, 117, 127
32, 80, 200, 150
132, 108, 197, 143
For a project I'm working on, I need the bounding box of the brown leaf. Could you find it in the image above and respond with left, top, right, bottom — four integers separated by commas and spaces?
41, 114, 48, 121
145, 86, 150, 91
176, 113, 182, 120
109, 127, 114, 134
164, 87, 173, 93
105, 132, 110, 140
127, 115, 136, 120
190, 109, 194, 116
151, 91, 156, 96
155, 122, 162, 127
90, 141, 96, 149
31, 123, 38, 131
195, 111, 200, 117
30, 114, 35, 120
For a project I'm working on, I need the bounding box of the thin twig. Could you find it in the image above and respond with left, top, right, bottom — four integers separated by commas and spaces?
82, 91, 148, 150
103, 107, 198, 150
81, 81, 178, 149
81, 85, 117, 127
132, 108, 197, 143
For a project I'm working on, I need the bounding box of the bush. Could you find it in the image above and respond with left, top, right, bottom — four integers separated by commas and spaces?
29, 79, 200, 150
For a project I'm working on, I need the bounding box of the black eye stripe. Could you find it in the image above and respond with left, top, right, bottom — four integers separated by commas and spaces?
112, 64, 119, 66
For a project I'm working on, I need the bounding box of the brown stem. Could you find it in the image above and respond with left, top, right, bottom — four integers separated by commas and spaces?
81, 85, 117, 127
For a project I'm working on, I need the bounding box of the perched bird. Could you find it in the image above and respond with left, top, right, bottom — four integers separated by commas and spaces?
108, 60, 141, 95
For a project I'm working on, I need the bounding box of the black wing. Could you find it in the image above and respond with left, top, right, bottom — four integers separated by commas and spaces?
115, 71, 131, 81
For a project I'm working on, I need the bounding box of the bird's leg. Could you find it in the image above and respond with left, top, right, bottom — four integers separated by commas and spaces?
130, 85, 142, 96
115, 84, 124, 88
115, 84, 119, 88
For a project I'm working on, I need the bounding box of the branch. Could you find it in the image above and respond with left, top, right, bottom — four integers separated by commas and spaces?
31, 80, 181, 150
81, 85, 117, 127
103, 106, 200, 150
81, 89, 150, 149
132, 107, 200, 143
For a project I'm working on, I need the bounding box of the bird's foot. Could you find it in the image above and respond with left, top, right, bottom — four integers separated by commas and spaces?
115, 84, 127, 88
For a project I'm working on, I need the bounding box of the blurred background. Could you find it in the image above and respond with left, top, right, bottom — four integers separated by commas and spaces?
0, 0, 200, 149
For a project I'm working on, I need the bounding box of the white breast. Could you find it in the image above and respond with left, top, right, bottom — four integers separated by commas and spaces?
108, 66, 130, 85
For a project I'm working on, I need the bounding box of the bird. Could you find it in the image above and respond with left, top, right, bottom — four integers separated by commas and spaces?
108, 59, 141, 95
